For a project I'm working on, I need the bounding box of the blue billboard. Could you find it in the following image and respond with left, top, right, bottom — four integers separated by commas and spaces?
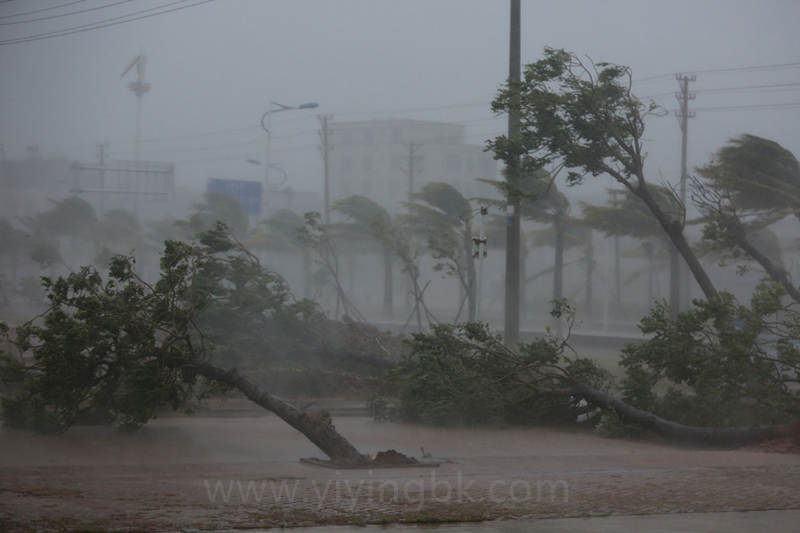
207, 178, 263, 215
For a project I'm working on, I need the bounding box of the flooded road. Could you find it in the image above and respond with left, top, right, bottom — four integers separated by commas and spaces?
2, 414, 799, 531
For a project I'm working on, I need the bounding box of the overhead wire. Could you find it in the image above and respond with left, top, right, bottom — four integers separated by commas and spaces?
0, 0, 215, 46
0, 0, 85, 20
0, 0, 133, 27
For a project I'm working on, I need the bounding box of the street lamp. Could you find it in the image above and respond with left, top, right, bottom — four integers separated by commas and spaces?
260, 101, 318, 189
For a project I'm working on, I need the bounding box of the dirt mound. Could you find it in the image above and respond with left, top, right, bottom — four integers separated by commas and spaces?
372, 449, 419, 465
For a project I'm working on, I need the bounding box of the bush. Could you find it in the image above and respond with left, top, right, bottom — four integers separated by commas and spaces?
620, 284, 800, 427
389, 316, 612, 426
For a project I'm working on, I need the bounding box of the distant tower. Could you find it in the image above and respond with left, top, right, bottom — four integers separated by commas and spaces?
121, 54, 151, 161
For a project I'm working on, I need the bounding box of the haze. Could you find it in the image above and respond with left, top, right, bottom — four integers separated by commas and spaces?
2, 0, 798, 198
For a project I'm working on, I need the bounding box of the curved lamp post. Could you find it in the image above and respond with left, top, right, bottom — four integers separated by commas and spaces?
260, 101, 318, 189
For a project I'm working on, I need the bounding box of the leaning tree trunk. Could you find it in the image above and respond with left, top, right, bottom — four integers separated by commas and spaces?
733, 228, 800, 304
574, 383, 791, 446
668, 243, 680, 318
584, 228, 593, 319
634, 183, 717, 301
382, 244, 393, 317
193, 361, 368, 465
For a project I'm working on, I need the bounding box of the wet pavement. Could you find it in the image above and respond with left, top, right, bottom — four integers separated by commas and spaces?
2, 413, 799, 531
234, 509, 800, 532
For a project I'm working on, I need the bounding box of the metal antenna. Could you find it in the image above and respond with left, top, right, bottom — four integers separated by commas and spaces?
122, 54, 151, 162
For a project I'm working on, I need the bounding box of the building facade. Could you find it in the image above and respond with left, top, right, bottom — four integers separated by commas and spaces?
328, 119, 499, 213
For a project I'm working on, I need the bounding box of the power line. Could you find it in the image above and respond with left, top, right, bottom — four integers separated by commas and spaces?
634, 61, 800, 85
0, 0, 133, 27
0, 0, 85, 20
0, 0, 215, 46
643, 81, 800, 99
693, 101, 800, 112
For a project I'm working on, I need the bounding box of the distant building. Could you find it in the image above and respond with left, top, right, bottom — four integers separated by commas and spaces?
71, 159, 175, 221
1, 150, 175, 223
328, 119, 499, 213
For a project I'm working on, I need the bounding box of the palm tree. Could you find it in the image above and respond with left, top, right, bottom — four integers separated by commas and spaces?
247, 209, 314, 299
332, 196, 396, 318
404, 182, 476, 321
581, 186, 681, 312
94, 208, 145, 268
483, 168, 577, 327
696, 134, 800, 220
188, 192, 250, 237
23, 196, 98, 272
695, 134, 800, 302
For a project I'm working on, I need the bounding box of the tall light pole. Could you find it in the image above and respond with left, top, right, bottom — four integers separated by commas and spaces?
260, 101, 318, 191
122, 55, 150, 162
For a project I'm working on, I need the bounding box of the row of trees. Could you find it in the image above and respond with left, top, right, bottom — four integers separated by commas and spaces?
1, 47, 798, 465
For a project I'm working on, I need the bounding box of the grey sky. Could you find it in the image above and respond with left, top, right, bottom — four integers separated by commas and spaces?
1, 0, 799, 199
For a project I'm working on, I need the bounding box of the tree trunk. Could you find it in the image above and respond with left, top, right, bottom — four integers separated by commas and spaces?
382, 244, 393, 317
669, 244, 680, 319
735, 230, 800, 304
646, 244, 654, 305
634, 183, 717, 300
614, 234, 622, 318
302, 249, 311, 300
553, 218, 565, 337
193, 361, 368, 465
574, 383, 791, 446
584, 228, 593, 319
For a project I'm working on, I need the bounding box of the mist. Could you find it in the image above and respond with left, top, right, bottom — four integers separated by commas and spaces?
2, 1, 800, 531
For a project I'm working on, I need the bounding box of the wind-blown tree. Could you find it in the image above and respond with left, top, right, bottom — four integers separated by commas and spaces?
0, 224, 370, 465
391, 305, 797, 444
478, 47, 800, 442
483, 168, 582, 327
405, 183, 476, 321
23, 196, 98, 272
94, 208, 147, 269
529, 221, 588, 301
333, 196, 397, 318
0, 218, 28, 291
187, 192, 250, 238
698, 134, 800, 220
695, 135, 800, 303
249, 209, 313, 300
581, 185, 682, 310
488, 48, 716, 304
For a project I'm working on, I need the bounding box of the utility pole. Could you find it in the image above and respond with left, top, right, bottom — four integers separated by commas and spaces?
318, 114, 333, 224
96, 142, 108, 215
504, 0, 522, 345
675, 74, 695, 313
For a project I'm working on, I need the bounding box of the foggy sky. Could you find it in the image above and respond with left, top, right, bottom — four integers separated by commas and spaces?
1, 0, 799, 203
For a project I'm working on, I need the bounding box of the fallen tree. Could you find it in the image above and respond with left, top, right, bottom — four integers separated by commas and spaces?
0, 224, 374, 465
389, 303, 798, 446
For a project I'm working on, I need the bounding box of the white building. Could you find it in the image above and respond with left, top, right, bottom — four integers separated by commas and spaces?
328, 119, 499, 213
